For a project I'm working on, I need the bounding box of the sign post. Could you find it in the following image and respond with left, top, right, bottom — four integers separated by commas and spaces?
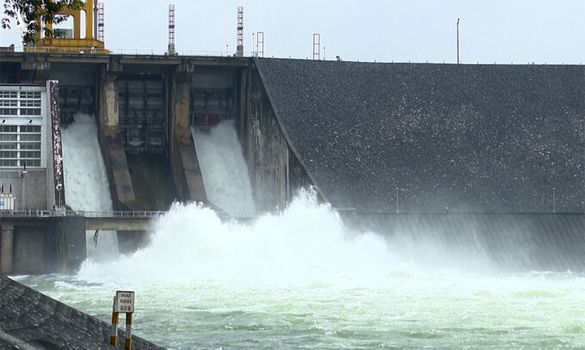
110, 291, 135, 350
110, 296, 119, 345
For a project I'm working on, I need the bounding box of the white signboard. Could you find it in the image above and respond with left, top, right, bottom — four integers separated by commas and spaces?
115, 291, 135, 313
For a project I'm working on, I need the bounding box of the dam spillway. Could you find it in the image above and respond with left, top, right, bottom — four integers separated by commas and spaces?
192, 119, 256, 217
1, 52, 585, 272
1, 2, 585, 347
61, 113, 119, 259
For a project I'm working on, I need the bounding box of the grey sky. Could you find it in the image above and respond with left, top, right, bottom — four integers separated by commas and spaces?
2, 0, 585, 63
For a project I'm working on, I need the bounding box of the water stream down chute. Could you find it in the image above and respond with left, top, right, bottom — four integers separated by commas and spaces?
61, 113, 119, 259
192, 119, 256, 217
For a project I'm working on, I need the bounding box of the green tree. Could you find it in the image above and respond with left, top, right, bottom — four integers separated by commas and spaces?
2, 0, 82, 45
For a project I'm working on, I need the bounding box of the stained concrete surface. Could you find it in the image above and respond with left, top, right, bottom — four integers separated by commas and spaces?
126, 154, 176, 211
109, 144, 135, 207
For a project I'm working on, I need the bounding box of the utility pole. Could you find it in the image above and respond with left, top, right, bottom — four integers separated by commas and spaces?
395, 188, 399, 214
312, 33, 321, 60
167, 4, 176, 56
236, 6, 244, 57
256, 31, 264, 57
456, 18, 460, 64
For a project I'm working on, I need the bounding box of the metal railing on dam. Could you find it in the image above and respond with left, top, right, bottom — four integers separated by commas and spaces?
0, 209, 165, 231
23, 46, 242, 57
0, 209, 165, 218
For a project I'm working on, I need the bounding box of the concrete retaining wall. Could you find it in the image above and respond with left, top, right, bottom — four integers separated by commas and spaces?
0, 274, 165, 349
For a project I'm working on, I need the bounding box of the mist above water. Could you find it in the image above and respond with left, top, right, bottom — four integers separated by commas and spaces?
42, 189, 584, 349
77, 189, 496, 286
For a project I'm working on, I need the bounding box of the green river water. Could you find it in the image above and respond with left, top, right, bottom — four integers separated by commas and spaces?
14, 195, 585, 349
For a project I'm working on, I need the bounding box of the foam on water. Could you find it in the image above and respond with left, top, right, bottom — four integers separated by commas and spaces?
192, 119, 256, 217
61, 114, 119, 259
78, 190, 387, 284
77, 189, 492, 286
17, 189, 585, 349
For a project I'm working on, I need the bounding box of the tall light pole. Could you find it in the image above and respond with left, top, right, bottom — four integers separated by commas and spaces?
456, 18, 460, 64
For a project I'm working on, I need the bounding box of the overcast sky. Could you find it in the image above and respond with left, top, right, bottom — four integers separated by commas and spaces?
2, 0, 585, 64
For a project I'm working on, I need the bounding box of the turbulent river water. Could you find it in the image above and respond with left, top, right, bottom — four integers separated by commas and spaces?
15, 116, 585, 349
14, 192, 585, 350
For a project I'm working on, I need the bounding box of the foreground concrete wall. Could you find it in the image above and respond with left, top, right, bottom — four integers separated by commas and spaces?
0, 274, 165, 349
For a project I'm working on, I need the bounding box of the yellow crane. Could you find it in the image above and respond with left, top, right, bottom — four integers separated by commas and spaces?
26, 0, 109, 54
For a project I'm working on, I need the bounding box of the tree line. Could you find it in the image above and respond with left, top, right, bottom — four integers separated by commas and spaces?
2, 0, 82, 45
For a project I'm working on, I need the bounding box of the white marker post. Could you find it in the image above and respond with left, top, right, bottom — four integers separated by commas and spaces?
111, 291, 135, 350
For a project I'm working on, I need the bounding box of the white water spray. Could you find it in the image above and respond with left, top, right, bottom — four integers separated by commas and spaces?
77, 189, 494, 286
61, 114, 119, 259
192, 119, 256, 217
48, 191, 585, 350
78, 190, 388, 285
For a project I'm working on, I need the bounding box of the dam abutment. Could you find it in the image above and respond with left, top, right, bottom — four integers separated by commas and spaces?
246, 62, 315, 211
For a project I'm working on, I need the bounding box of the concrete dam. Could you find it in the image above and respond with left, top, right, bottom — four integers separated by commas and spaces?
1, 52, 585, 273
